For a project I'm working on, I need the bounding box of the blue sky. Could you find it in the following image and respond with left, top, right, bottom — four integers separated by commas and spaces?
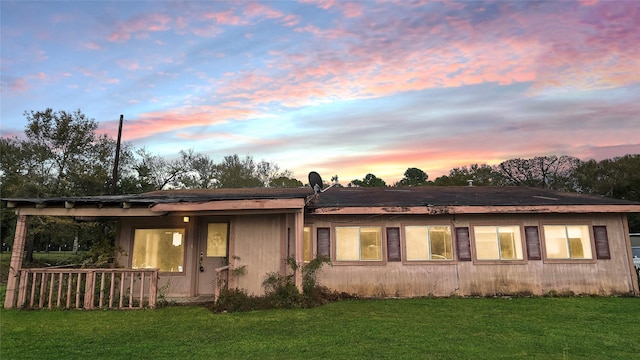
1, 0, 639, 183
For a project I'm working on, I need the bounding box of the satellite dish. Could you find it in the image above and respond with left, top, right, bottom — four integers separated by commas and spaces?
309, 171, 323, 194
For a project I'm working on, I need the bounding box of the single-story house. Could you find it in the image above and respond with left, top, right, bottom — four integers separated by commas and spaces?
3, 185, 640, 309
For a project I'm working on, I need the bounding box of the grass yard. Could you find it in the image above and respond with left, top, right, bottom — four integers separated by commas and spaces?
2, 297, 639, 359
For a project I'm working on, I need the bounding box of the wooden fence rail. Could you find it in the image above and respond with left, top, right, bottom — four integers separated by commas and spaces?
10, 268, 158, 310
214, 265, 229, 300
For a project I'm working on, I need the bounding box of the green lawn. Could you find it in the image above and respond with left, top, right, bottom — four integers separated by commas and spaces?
2, 297, 639, 359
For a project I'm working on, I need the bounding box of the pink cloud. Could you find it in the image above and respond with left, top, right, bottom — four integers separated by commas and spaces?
84, 42, 102, 50
217, 0, 638, 112
116, 60, 150, 71
98, 106, 260, 140
244, 2, 283, 19
6, 78, 29, 93
242, 2, 300, 26
108, 13, 172, 43
303, 0, 338, 11
202, 9, 243, 25
342, 2, 363, 18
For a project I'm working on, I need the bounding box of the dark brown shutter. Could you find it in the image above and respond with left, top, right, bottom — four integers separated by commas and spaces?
593, 226, 611, 259
455, 227, 471, 261
386, 227, 401, 262
524, 226, 542, 260
317, 227, 330, 257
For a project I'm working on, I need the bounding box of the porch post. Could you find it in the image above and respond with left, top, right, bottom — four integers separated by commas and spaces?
4, 214, 28, 309
294, 210, 304, 292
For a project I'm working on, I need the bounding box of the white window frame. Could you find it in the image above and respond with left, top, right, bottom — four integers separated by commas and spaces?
405, 225, 453, 261
543, 225, 593, 260
335, 226, 383, 262
473, 225, 523, 261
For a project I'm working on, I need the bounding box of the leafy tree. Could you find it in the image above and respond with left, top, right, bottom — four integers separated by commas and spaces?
214, 154, 263, 188
575, 155, 640, 232
270, 176, 304, 188
211, 155, 296, 188
397, 167, 429, 186
1, 109, 119, 260
433, 164, 500, 186
21, 108, 115, 196
350, 173, 387, 187
175, 150, 217, 189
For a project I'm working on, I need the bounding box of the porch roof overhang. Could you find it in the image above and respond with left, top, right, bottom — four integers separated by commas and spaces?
3, 188, 312, 217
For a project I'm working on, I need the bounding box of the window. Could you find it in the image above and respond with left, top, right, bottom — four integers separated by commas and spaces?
405, 226, 452, 261
474, 226, 523, 260
206, 223, 228, 257
132, 228, 185, 272
543, 225, 592, 259
303, 227, 312, 262
336, 226, 382, 261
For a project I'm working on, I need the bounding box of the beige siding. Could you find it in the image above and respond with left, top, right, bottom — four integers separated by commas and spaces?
313, 213, 638, 297
232, 214, 284, 295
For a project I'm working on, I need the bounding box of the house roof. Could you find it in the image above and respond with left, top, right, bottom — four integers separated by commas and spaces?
3, 186, 640, 216
309, 186, 638, 207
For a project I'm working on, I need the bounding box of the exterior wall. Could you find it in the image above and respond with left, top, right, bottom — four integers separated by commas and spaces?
232, 214, 285, 295
116, 213, 293, 297
309, 213, 638, 297
113, 211, 637, 298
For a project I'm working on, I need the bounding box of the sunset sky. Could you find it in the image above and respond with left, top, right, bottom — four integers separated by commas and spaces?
1, 0, 639, 184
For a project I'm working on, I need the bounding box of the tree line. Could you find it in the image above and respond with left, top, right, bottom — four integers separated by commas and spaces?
1, 109, 639, 255
0, 109, 302, 257
351, 155, 639, 198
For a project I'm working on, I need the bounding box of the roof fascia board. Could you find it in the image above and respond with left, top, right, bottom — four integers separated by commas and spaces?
150, 198, 306, 212
16, 208, 165, 217
168, 209, 304, 217
309, 205, 640, 215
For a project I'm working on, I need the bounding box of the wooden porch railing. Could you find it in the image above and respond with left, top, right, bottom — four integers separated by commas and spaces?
214, 265, 229, 300
10, 268, 158, 310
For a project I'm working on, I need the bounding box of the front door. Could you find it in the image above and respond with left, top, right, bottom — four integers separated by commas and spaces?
196, 221, 229, 295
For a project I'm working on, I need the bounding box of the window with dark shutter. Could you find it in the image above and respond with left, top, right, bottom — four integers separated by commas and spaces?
593, 226, 611, 259
455, 227, 471, 261
524, 226, 542, 260
386, 227, 401, 262
317, 227, 330, 257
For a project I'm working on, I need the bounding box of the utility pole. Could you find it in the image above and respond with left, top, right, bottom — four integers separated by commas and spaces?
111, 114, 123, 194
